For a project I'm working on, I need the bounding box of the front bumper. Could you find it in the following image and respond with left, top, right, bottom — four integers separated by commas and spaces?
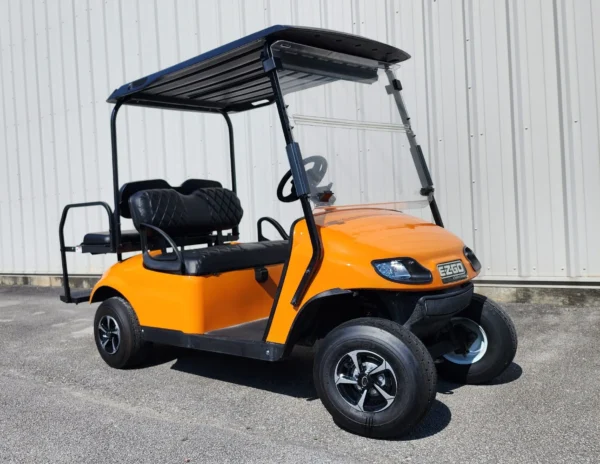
404, 283, 474, 337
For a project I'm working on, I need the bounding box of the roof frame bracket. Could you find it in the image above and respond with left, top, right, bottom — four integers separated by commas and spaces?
262, 57, 277, 73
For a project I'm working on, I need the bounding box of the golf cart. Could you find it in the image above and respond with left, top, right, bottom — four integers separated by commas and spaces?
59, 26, 517, 438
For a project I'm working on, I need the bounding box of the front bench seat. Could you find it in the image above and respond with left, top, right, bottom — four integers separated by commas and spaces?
129, 187, 289, 275
157, 240, 289, 275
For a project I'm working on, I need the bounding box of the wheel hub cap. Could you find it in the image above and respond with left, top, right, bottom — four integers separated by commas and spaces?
98, 315, 121, 355
443, 317, 489, 365
334, 350, 398, 413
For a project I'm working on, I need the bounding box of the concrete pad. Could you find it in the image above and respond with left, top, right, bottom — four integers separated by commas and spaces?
0, 286, 599, 463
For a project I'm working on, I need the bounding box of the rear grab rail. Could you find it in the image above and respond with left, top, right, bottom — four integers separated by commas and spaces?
138, 223, 184, 274
59, 201, 114, 303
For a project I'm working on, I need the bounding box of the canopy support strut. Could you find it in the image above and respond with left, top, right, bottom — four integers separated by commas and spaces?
221, 111, 239, 238
385, 68, 444, 228
264, 44, 323, 309
110, 100, 124, 260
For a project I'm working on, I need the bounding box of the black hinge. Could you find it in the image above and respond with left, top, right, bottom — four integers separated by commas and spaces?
262, 57, 277, 73
385, 78, 403, 94
255, 267, 268, 283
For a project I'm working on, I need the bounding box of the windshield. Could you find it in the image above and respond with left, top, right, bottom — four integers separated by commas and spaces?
277, 66, 429, 214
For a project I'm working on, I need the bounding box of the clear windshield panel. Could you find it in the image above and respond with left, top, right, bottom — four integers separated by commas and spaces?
279, 67, 429, 215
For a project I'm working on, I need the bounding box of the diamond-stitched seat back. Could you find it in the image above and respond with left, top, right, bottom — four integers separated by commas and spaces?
129, 187, 243, 236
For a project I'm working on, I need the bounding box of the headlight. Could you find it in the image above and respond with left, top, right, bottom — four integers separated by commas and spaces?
463, 246, 482, 272
372, 258, 432, 284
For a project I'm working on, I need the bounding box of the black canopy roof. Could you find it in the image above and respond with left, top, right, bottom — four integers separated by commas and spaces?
107, 25, 410, 113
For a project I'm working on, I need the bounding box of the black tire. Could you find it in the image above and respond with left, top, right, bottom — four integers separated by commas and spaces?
437, 294, 517, 384
313, 318, 437, 438
93, 296, 150, 369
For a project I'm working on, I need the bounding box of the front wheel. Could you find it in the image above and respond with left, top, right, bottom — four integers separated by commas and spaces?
437, 294, 518, 384
313, 318, 437, 438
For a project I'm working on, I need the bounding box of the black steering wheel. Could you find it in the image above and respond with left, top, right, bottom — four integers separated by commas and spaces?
277, 156, 328, 203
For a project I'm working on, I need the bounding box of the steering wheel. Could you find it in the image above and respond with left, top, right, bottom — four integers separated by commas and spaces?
277, 155, 328, 203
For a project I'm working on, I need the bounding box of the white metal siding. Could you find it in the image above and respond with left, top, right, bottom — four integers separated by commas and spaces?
0, 0, 598, 281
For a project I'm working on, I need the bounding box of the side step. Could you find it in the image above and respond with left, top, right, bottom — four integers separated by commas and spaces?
60, 289, 92, 304
205, 318, 268, 341
141, 325, 285, 362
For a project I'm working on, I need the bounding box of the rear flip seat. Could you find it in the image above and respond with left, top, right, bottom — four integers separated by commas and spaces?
83, 230, 140, 247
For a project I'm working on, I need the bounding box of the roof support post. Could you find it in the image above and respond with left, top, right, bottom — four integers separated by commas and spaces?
110, 100, 124, 259
384, 68, 444, 227
220, 112, 237, 195
221, 111, 239, 238
263, 44, 323, 307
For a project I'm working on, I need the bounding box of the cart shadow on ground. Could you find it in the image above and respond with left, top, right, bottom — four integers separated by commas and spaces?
436, 361, 523, 394
142, 344, 522, 440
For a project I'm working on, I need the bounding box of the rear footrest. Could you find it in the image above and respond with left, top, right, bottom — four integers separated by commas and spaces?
60, 289, 92, 304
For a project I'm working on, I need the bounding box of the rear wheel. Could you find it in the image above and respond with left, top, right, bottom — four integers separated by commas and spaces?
94, 297, 150, 369
437, 294, 517, 384
313, 318, 436, 438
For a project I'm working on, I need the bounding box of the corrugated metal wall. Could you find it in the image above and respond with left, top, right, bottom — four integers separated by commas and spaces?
0, 0, 598, 281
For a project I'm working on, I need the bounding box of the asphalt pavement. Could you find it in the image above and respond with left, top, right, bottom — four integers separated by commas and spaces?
0, 286, 599, 463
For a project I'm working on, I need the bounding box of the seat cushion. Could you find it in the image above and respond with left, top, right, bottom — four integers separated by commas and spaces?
82, 229, 140, 246
174, 240, 289, 275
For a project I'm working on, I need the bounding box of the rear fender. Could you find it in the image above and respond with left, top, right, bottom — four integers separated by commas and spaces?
90, 284, 126, 303
89, 267, 129, 304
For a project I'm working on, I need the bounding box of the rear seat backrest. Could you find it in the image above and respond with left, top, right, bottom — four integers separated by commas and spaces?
128, 187, 243, 237
176, 179, 222, 195
119, 179, 224, 218
119, 179, 171, 218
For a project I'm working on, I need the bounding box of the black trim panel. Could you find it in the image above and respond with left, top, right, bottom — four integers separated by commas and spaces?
262, 217, 302, 340
142, 327, 285, 362
282, 288, 353, 354
296, 288, 352, 310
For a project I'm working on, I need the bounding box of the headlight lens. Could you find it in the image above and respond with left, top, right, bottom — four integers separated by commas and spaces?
463, 246, 482, 272
373, 260, 411, 280
372, 258, 432, 284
